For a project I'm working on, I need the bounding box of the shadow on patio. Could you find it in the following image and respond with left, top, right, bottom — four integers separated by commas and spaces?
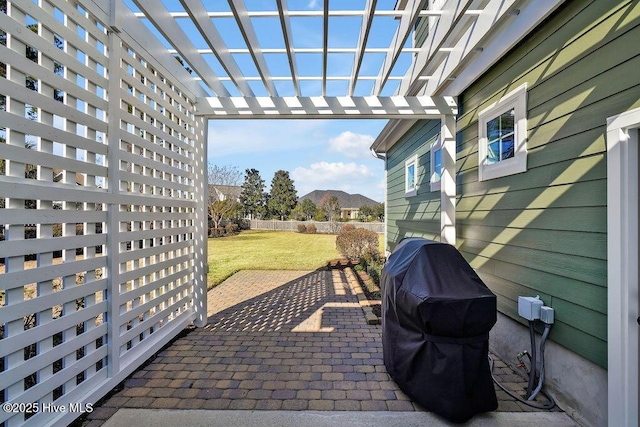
81, 267, 569, 426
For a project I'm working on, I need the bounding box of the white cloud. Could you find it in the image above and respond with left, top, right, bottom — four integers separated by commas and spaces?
328, 131, 375, 159
292, 161, 382, 201
307, 0, 320, 8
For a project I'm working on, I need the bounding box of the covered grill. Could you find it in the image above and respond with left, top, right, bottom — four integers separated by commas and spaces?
381, 238, 498, 423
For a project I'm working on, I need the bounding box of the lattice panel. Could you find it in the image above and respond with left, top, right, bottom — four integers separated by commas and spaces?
112, 42, 197, 368
0, 1, 204, 426
0, 1, 109, 426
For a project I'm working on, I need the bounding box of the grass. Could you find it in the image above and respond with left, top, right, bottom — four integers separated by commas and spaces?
207, 230, 342, 288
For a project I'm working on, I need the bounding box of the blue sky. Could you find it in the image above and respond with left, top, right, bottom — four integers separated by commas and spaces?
123, 0, 415, 202
208, 118, 388, 202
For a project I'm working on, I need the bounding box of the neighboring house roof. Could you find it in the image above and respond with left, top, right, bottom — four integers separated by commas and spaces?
209, 184, 242, 202
52, 168, 86, 186
299, 190, 380, 209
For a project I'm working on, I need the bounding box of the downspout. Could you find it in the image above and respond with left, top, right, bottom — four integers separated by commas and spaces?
371, 148, 388, 256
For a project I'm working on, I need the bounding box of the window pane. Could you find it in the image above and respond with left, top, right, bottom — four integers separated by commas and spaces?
434, 149, 442, 182
501, 135, 515, 160
487, 118, 500, 142
487, 141, 500, 164
407, 164, 415, 189
500, 110, 515, 136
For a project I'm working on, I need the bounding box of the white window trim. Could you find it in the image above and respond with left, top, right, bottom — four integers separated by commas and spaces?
478, 83, 528, 181
430, 135, 442, 192
405, 154, 418, 197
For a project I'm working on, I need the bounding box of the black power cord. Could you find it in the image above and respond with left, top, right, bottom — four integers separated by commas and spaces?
489, 354, 556, 410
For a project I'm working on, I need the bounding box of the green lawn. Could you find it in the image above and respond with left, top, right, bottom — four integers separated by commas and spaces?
207, 230, 341, 288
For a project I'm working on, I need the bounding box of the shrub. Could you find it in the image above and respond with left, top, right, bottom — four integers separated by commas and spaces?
341, 223, 356, 233
225, 222, 239, 234
233, 219, 250, 230
297, 224, 307, 233
336, 227, 379, 261
306, 224, 317, 234
209, 227, 225, 238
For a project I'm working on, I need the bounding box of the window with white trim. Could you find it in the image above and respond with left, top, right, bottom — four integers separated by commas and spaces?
430, 135, 442, 192
478, 83, 528, 181
405, 154, 418, 197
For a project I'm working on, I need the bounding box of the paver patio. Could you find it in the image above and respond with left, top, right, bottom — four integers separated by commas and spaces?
86, 267, 561, 426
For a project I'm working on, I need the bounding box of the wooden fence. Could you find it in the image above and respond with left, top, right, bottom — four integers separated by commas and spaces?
249, 219, 385, 234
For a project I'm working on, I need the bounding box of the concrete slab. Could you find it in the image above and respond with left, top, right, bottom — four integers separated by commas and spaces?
103, 409, 579, 427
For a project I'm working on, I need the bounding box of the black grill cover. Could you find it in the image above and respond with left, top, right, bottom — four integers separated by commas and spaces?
381, 238, 498, 423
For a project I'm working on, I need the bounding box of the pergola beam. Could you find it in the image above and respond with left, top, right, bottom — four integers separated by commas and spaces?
421, 0, 517, 96
349, 0, 377, 96
228, 0, 278, 97
397, 0, 474, 96
180, 0, 254, 97
438, 0, 566, 96
276, 0, 300, 96
133, 10, 446, 18
196, 96, 457, 119
132, 0, 229, 97
322, 0, 329, 96
371, 0, 427, 95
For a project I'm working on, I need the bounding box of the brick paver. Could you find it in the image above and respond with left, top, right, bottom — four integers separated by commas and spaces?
91, 266, 558, 426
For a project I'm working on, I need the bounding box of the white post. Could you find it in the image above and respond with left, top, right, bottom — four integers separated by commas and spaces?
607, 108, 640, 427
106, 27, 124, 377
193, 118, 208, 327
440, 114, 456, 245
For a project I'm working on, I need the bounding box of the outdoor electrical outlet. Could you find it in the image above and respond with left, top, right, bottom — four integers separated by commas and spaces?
518, 296, 543, 321
540, 306, 555, 324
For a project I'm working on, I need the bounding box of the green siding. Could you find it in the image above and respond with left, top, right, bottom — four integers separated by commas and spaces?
386, 120, 441, 250
385, 0, 640, 368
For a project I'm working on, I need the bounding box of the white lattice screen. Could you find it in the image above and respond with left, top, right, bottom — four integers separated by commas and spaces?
0, 1, 207, 426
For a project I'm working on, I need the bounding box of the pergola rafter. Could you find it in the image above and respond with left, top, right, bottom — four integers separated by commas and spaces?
228, 0, 279, 97
115, 0, 564, 117
180, 0, 255, 97
131, 0, 230, 97
276, 0, 300, 96
349, 0, 377, 96
371, 0, 427, 96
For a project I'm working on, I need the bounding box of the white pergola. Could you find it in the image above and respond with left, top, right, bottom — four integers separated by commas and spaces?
113, 0, 562, 117
115, 0, 563, 243
0, 1, 568, 426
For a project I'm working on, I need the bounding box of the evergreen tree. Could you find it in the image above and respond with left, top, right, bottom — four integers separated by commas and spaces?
300, 198, 317, 221
373, 202, 385, 221
239, 168, 266, 219
268, 170, 297, 220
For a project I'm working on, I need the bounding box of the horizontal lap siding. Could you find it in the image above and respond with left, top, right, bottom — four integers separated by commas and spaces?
385, 120, 441, 250
456, 0, 640, 368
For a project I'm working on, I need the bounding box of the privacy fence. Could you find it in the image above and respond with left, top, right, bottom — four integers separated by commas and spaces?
0, 1, 208, 425
249, 219, 385, 234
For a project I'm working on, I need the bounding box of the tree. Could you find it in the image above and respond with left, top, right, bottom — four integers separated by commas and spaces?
207, 164, 242, 230
319, 194, 341, 224
239, 168, 266, 219
373, 202, 385, 221
359, 205, 374, 222
208, 198, 241, 230
300, 198, 317, 221
268, 170, 297, 220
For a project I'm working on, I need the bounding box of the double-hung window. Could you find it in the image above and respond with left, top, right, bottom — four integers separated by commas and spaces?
430, 136, 442, 192
405, 154, 418, 197
478, 83, 528, 181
